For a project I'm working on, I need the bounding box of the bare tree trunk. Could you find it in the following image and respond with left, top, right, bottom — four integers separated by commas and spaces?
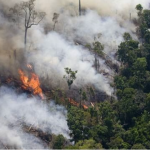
53, 22, 56, 31
79, 0, 81, 16
24, 27, 28, 51
94, 53, 97, 71
97, 59, 100, 71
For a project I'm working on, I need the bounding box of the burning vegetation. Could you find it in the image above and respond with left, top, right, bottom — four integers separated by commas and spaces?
1, 0, 150, 149
18, 65, 44, 99
68, 98, 88, 109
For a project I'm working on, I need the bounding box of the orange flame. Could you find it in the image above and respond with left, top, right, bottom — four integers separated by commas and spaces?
68, 98, 79, 107
68, 98, 88, 109
18, 68, 44, 99
82, 104, 88, 109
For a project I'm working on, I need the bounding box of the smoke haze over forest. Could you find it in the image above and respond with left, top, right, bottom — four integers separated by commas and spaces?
0, 0, 149, 148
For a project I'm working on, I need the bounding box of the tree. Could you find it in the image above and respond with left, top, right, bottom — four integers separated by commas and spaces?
53, 134, 66, 149
117, 88, 137, 125
10, 0, 46, 51
118, 40, 139, 65
93, 41, 104, 71
131, 143, 146, 149
145, 93, 150, 111
136, 4, 143, 16
67, 106, 92, 143
108, 137, 130, 149
132, 58, 147, 89
82, 91, 87, 101
114, 76, 128, 91
75, 139, 103, 149
123, 32, 132, 41
78, 90, 87, 108
135, 4, 150, 43
63, 68, 77, 90
52, 13, 59, 31
133, 58, 147, 75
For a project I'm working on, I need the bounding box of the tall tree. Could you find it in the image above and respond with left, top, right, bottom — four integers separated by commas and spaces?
136, 4, 143, 16
79, 0, 81, 16
10, 0, 46, 51
52, 13, 59, 31
93, 41, 104, 71
63, 68, 78, 90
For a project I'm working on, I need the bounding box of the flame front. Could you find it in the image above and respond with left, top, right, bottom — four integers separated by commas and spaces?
68, 98, 88, 109
18, 69, 44, 99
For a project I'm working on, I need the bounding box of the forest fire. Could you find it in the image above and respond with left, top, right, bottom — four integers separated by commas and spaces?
18, 66, 44, 99
68, 98, 88, 109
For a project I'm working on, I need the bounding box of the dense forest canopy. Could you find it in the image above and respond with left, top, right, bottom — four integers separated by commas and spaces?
0, 0, 150, 149
64, 4, 150, 149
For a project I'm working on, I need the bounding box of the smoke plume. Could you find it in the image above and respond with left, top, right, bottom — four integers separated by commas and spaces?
0, 0, 149, 94
0, 86, 69, 149
0, 0, 149, 148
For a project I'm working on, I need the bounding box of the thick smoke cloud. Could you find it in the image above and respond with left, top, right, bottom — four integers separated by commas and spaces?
0, 0, 149, 148
27, 30, 113, 95
0, 0, 149, 92
64, 0, 149, 16
56, 10, 136, 54
0, 86, 69, 148
0, 0, 149, 94
27, 9, 137, 94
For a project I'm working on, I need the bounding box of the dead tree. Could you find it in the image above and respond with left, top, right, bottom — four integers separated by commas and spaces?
79, 0, 81, 16
10, 0, 46, 51
52, 13, 59, 31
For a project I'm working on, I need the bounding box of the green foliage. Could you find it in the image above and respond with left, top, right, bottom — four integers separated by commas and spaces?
123, 32, 132, 41
63, 67, 77, 89
118, 39, 139, 65
75, 139, 103, 149
53, 135, 66, 149
65, 4, 150, 149
67, 102, 123, 148
131, 143, 146, 149
67, 106, 92, 143
93, 41, 104, 56
133, 58, 147, 75
92, 41, 104, 71
136, 5, 150, 42
108, 137, 130, 149
115, 76, 128, 91
82, 91, 87, 101
146, 93, 150, 110
136, 4, 143, 12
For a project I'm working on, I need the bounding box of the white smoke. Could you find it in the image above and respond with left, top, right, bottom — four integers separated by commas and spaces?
26, 10, 137, 95
1, 0, 149, 16
55, 10, 137, 54
0, 0, 149, 148
0, 86, 70, 149
0, 0, 149, 95
27, 30, 113, 95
